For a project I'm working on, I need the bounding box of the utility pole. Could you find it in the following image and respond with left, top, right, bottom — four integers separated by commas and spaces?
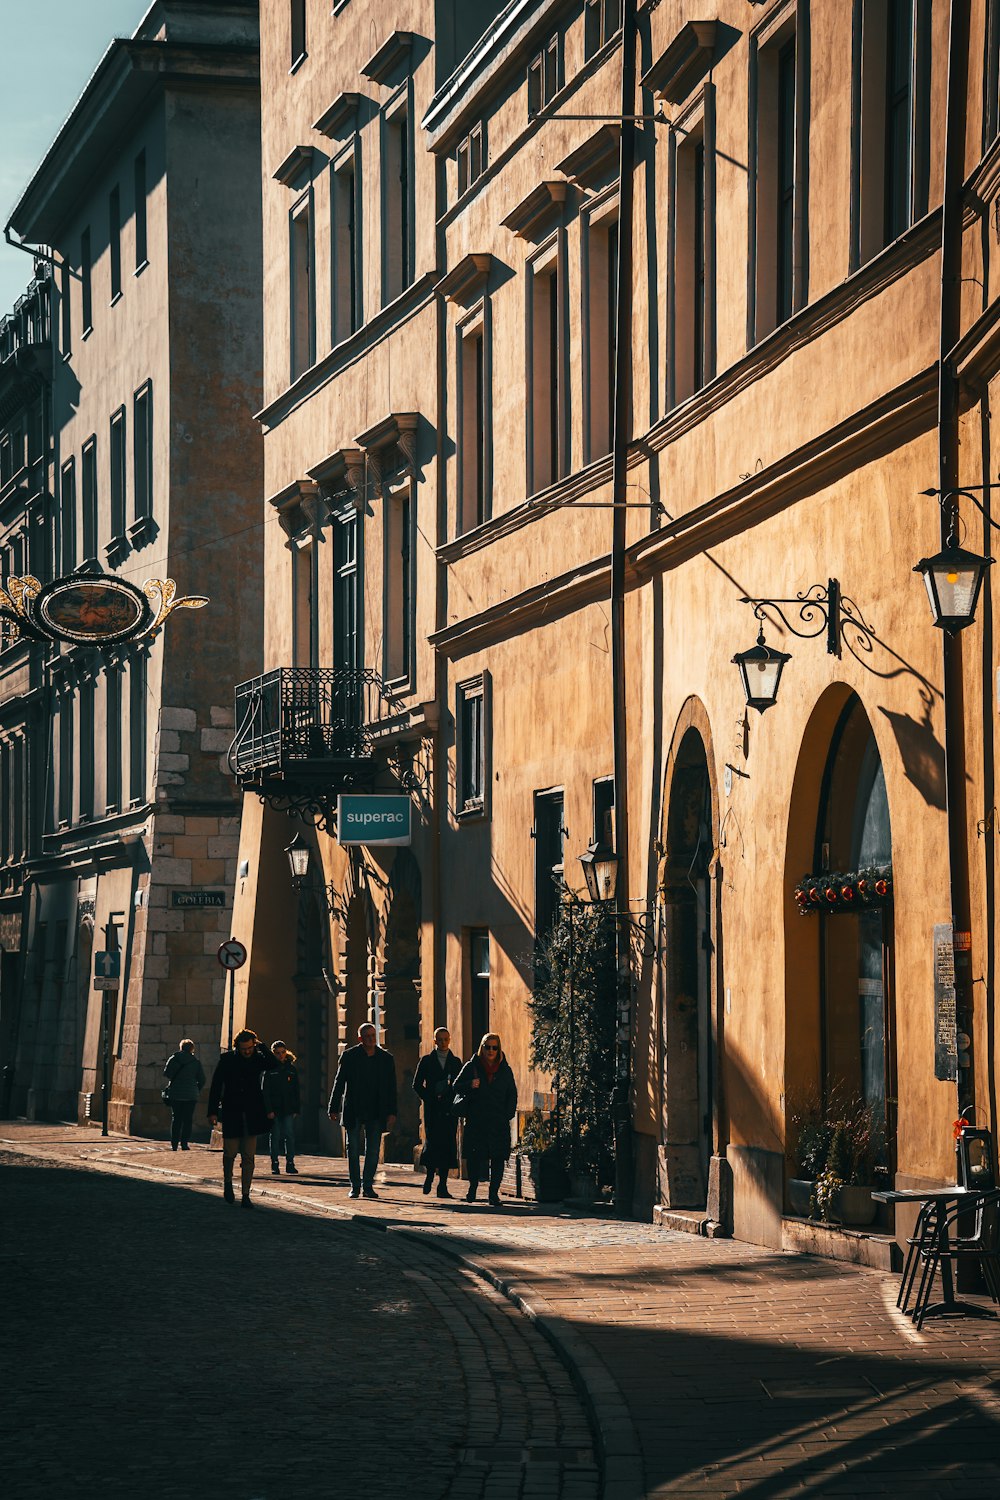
609, 0, 638, 1217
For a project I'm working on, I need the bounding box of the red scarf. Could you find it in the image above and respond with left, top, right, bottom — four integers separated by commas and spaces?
482, 1050, 502, 1081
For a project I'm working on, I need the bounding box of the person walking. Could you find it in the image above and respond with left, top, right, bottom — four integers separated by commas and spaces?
264, 1040, 301, 1175
207, 1029, 279, 1207
413, 1027, 462, 1198
328, 1023, 397, 1200
454, 1032, 517, 1207
162, 1039, 205, 1151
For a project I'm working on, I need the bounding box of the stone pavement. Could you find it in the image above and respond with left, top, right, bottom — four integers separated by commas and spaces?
4, 1123, 1000, 1499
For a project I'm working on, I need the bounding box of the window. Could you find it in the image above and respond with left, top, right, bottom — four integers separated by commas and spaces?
457, 676, 486, 813
585, 208, 618, 460
106, 666, 122, 814
60, 257, 71, 355
109, 408, 126, 546
60, 460, 76, 573
528, 32, 561, 118
750, 6, 809, 341
585, 0, 622, 59
133, 382, 152, 526
134, 151, 148, 270
459, 318, 489, 532
593, 776, 615, 847
289, 192, 315, 380
81, 228, 92, 333
290, 0, 306, 69
533, 788, 565, 943
383, 486, 412, 682
470, 929, 491, 1046
331, 149, 362, 342
129, 653, 147, 803
456, 123, 486, 196
109, 186, 122, 302
383, 100, 413, 304
528, 245, 566, 493
670, 100, 715, 404
988, 0, 1000, 145
79, 678, 95, 821
58, 694, 74, 826
332, 505, 362, 671
82, 436, 98, 563
292, 534, 318, 668
852, 0, 930, 267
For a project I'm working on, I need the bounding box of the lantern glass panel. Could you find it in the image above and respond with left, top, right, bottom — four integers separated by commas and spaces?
925, 559, 979, 624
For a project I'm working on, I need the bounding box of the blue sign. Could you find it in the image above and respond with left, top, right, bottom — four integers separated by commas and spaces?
93, 950, 121, 989
337, 794, 411, 846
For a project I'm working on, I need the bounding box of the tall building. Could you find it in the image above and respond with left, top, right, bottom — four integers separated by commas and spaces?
231, 0, 1000, 1259
0, 271, 54, 1116
2, 0, 263, 1131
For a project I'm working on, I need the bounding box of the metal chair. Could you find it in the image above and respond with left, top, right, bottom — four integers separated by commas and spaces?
912, 1188, 1000, 1329
897, 1198, 938, 1314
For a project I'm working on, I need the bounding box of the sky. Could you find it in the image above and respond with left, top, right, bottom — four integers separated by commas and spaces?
0, 0, 151, 314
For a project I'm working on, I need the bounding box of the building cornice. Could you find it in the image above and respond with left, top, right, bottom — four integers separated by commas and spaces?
7, 39, 259, 244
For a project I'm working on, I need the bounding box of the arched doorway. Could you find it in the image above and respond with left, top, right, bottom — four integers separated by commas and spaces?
659, 726, 715, 1208
815, 696, 896, 1166
378, 849, 422, 1162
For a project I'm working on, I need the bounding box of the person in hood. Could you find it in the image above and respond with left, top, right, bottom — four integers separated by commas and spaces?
453, 1032, 517, 1207
207, 1029, 279, 1207
264, 1040, 301, 1175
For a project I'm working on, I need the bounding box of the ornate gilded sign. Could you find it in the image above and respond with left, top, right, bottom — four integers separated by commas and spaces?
0, 574, 208, 646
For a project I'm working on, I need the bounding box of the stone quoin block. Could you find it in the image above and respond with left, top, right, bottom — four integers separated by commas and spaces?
149, 857, 193, 885
159, 707, 197, 733
156, 730, 181, 753
156, 753, 190, 773
200, 728, 232, 753
210, 705, 235, 727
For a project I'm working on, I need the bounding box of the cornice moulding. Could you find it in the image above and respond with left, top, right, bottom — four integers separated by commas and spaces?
501, 180, 567, 237
313, 91, 361, 138
435, 252, 493, 303
361, 30, 412, 86
557, 124, 621, 186
642, 20, 717, 104
272, 144, 314, 186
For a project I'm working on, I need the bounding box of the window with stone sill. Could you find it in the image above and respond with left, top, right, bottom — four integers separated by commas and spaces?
457, 123, 486, 197
109, 185, 122, 303
585, 0, 622, 60
528, 32, 561, 119
60, 458, 76, 573
128, 380, 154, 546
107, 407, 128, 564
290, 0, 307, 69
81, 227, 93, 334
457, 675, 489, 817
82, 436, 98, 566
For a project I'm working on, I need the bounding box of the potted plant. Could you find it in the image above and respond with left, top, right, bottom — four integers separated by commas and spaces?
810, 1098, 885, 1225
515, 1107, 569, 1203
787, 1099, 830, 1217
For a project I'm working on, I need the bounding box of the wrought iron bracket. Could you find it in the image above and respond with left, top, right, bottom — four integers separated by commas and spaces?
739, 578, 875, 660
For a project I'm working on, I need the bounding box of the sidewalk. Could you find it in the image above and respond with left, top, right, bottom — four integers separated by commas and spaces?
5, 1122, 1000, 1499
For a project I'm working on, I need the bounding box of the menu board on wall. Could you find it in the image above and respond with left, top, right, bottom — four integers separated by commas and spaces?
933, 922, 958, 1082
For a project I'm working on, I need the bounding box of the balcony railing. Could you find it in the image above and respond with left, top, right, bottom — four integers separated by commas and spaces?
231, 666, 396, 777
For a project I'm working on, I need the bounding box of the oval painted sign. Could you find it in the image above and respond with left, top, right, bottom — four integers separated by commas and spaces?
33, 576, 153, 645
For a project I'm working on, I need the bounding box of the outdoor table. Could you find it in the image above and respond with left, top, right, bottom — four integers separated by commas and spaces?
873, 1186, 987, 1321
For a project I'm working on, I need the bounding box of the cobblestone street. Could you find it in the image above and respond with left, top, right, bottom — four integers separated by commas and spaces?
5, 1125, 1000, 1499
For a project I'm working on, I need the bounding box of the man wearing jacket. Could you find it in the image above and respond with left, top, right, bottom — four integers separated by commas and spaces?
207, 1029, 279, 1207
328, 1022, 397, 1200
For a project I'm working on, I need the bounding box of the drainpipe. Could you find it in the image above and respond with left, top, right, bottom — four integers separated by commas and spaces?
610, 0, 638, 1216
938, 0, 975, 1121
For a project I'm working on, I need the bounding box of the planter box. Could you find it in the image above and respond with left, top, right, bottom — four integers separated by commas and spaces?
515, 1150, 569, 1203
787, 1177, 814, 1217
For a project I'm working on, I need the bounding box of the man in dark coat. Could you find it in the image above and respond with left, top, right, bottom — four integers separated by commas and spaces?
413, 1027, 462, 1198
328, 1023, 397, 1200
263, 1040, 301, 1175
454, 1032, 517, 1206
207, 1029, 279, 1206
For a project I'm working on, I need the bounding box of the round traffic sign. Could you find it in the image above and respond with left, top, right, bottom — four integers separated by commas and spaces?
218, 939, 247, 970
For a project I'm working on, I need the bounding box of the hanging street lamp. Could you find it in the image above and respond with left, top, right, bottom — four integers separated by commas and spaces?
284, 832, 311, 889
732, 624, 792, 713
579, 838, 620, 904
913, 540, 993, 634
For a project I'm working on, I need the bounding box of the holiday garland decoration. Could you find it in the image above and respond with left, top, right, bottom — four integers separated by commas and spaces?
793, 864, 892, 916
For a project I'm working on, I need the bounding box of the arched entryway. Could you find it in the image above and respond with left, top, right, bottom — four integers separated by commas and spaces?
784, 690, 896, 1183
378, 849, 422, 1162
659, 719, 718, 1210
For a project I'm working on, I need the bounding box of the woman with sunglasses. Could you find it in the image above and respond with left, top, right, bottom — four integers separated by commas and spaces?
453, 1032, 517, 1206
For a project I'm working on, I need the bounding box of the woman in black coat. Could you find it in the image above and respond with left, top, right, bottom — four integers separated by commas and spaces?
453, 1032, 517, 1207
207, 1029, 279, 1206
413, 1027, 462, 1198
